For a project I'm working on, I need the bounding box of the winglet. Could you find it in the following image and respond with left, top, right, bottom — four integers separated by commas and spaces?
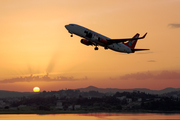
141, 32, 147, 39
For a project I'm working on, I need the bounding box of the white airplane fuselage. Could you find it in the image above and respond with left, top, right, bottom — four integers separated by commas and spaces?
65, 24, 147, 53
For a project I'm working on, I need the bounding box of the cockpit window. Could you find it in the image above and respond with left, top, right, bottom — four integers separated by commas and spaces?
69, 24, 74, 26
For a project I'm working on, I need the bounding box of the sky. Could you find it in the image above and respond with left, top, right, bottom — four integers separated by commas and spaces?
0, 0, 180, 92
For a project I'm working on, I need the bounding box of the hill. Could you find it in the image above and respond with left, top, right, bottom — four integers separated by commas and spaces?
0, 90, 34, 98
1, 86, 180, 98
77, 86, 180, 94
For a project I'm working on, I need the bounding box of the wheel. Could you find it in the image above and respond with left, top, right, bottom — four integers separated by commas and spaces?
94, 47, 99, 50
71, 34, 73, 37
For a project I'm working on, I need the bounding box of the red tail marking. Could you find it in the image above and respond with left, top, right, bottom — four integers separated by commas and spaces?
123, 33, 139, 49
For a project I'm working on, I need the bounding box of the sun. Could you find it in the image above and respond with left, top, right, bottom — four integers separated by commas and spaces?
33, 87, 40, 92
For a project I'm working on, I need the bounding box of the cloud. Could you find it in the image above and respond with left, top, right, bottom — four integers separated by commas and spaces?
120, 71, 153, 80
168, 23, 180, 28
119, 71, 180, 80
155, 71, 180, 80
148, 60, 156, 62
0, 74, 87, 83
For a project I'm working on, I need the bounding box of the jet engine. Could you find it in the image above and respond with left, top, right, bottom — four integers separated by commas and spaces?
98, 37, 108, 44
80, 39, 93, 46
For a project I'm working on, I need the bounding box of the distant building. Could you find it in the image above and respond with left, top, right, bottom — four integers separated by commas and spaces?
0, 100, 6, 108
55, 100, 63, 110
53, 93, 60, 99
117, 96, 126, 100
18, 105, 27, 110
74, 105, 81, 110
68, 105, 73, 110
56, 100, 62, 106
138, 98, 142, 102
154, 98, 161, 101
127, 98, 132, 103
68, 105, 81, 110
55, 106, 63, 110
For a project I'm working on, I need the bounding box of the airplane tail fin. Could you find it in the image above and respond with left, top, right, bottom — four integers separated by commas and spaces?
123, 33, 139, 49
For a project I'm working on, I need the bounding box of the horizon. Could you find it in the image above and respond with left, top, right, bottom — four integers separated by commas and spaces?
1, 0, 180, 92
0, 85, 179, 93
1, 70, 180, 92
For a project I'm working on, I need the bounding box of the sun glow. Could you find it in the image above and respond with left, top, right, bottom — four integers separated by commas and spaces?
33, 87, 40, 92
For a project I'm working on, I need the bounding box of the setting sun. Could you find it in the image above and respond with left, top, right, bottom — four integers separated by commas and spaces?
33, 87, 40, 92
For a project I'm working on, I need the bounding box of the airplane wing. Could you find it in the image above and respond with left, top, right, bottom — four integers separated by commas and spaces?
106, 33, 147, 45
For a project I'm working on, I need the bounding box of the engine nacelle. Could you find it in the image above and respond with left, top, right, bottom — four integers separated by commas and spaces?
80, 39, 93, 46
98, 37, 108, 44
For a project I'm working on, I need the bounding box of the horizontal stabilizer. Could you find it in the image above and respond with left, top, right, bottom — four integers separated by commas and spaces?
131, 49, 150, 53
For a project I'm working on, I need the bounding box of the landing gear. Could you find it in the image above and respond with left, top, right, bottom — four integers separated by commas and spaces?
94, 46, 99, 50
71, 34, 73, 37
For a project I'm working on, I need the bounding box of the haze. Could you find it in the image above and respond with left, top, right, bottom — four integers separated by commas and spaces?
0, 0, 180, 92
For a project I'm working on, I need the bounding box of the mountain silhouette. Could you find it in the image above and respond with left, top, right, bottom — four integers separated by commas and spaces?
1, 86, 180, 98
0, 90, 34, 98
77, 86, 180, 94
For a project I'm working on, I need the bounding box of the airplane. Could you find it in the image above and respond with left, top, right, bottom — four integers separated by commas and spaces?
65, 24, 149, 53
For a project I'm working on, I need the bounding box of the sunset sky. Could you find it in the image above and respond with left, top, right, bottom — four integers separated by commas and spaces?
0, 0, 180, 92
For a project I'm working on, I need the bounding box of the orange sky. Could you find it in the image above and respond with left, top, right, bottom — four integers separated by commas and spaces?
0, 0, 180, 92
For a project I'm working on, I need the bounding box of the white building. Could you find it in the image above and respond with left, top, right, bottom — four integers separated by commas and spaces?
68, 105, 81, 110
68, 105, 73, 110
55, 100, 63, 110
127, 98, 132, 103
74, 105, 81, 110
0, 100, 6, 108
117, 96, 126, 100
53, 93, 61, 99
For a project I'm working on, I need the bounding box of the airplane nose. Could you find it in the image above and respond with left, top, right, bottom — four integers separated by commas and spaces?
65, 25, 68, 29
